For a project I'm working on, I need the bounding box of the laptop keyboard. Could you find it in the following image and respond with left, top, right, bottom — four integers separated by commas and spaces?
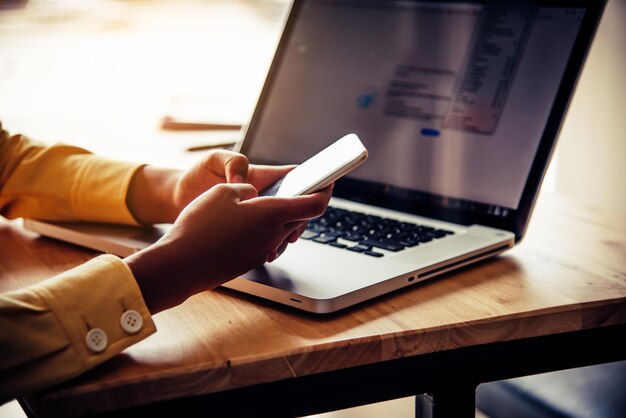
301, 206, 454, 257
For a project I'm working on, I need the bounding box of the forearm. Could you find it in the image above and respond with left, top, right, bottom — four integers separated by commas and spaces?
0, 124, 142, 224
125, 166, 182, 225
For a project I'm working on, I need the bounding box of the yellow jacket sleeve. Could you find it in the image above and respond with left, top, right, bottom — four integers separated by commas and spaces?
0, 255, 157, 402
0, 121, 143, 224
0, 122, 157, 401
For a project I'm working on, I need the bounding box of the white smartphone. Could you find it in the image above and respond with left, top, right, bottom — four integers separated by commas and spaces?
261, 133, 368, 197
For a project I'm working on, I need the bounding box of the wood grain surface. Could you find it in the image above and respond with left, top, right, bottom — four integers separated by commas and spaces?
3, 193, 625, 417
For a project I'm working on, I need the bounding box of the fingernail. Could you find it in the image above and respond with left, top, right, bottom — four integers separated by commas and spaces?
231, 174, 245, 183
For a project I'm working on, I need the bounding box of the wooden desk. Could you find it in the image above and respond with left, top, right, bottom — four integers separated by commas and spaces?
2, 193, 624, 418
1, 3, 625, 417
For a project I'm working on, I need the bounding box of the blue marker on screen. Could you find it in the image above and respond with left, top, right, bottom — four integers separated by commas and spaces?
356, 91, 376, 109
420, 128, 440, 137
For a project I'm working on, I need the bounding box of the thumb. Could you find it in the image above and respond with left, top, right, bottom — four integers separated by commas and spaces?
200, 150, 249, 183
223, 152, 249, 184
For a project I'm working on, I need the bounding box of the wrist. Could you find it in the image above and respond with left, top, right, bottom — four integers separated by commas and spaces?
125, 244, 186, 314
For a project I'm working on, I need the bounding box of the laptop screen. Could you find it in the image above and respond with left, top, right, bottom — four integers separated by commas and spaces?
241, 0, 604, 238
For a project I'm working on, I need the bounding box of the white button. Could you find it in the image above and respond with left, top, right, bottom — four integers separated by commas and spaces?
120, 310, 143, 334
85, 328, 108, 353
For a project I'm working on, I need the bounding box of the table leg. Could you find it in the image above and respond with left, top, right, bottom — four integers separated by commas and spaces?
416, 385, 478, 418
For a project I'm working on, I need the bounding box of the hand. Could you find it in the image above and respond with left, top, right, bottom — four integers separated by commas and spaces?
125, 183, 332, 314
173, 153, 298, 211
126, 150, 294, 224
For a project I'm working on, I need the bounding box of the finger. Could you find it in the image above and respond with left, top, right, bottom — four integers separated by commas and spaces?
268, 239, 289, 263
267, 220, 307, 263
248, 164, 296, 191
219, 183, 258, 202
269, 184, 333, 221
205, 150, 249, 183
283, 219, 307, 239
286, 221, 308, 243
275, 240, 289, 258
266, 250, 278, 263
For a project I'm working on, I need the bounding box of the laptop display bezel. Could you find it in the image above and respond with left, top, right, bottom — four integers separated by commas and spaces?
239, 0, 606, 242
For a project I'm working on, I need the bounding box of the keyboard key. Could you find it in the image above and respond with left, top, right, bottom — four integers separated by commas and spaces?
313, 235, 337, 244
400, 239, 419, 247
359, 239, 405, 252
344, 234, 365, 242
329, 242, 348, 249
431, 230, 448, 239
300, 230, 319, 240
364, 250, 384, 258
309, 224, 329, 233
325, 230, 346, 238
347, 244, 372, 253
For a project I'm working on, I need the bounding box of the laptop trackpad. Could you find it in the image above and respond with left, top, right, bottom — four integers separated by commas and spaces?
240, 264, 297, 292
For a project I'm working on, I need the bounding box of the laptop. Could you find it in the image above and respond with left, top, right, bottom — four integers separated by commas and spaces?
24, 0, 605, 313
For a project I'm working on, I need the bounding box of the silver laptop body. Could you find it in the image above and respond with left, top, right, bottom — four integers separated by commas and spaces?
24, 0, 605, 313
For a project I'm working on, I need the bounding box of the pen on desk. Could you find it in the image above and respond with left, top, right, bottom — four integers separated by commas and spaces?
185, 141, 238, 152
161, 117, 242, 131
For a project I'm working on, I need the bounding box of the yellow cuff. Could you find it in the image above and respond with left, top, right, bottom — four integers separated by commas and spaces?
32, 254, 156, 370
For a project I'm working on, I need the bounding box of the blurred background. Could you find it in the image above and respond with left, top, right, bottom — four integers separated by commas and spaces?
554, 0, 626, 216
0, 0, 624, 417
0, 0, 288, 167
1, 0, 623, 212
